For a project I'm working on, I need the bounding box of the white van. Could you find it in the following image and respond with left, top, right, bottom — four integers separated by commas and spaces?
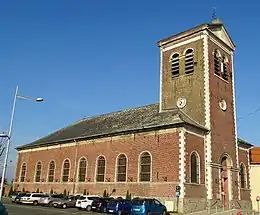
20, 193, 44, 206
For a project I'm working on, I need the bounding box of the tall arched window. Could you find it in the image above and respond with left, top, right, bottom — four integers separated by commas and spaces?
78, 157, 87, 182
96, 156, 106, 182
48, 161, 55, 182
222, 56, 229, 81
190, 152, 200, 184
171, 53, 180, 77
20, 163, 26, 182
139, 152, 151, 182
117, 154, 127, 182
35, 161, 42, 182
62, 159, 70, 182
185, 49, 194, 74
240, 163, 247, 189
214, 49, 221, 75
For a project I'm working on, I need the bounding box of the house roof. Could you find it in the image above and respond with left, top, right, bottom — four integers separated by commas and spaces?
16, 103, 208, 151
237, 138, 254, 149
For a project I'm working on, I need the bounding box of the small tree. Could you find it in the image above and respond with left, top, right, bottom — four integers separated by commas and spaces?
50, 188, 53, 194
103, 189, 109, 197
22, 188, 25, 192
36, 188, 39, 193
63, 189, 67, 196
8, 186, 14, 197
83, 189, 87, 195
87, 191, 90, 195
125, 190, 131, 200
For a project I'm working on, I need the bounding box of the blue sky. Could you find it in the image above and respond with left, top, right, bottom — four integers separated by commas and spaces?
0, 1, 259, 180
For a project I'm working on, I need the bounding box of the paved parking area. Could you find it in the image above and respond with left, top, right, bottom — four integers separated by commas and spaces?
5, 203, 98, 215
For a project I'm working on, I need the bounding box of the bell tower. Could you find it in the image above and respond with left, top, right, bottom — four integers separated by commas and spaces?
157, 19, 240, 207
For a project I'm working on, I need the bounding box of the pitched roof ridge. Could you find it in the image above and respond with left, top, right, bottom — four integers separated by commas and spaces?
77, 103, 158, 123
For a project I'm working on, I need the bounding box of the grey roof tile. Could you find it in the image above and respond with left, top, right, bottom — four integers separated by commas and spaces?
16, 103, 208, 150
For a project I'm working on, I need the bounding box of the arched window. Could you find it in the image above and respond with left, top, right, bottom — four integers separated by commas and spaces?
190, 152, 200, 183
171, 53, 180, 77
240, 163, 247, 189
20, 163, 26, 182
214, 49, 221, 75
78, 157, 87, 182
62, 159, 70, 182
117, 154, 127, 182
139, 152, 151, 182
48, 161, 55, 182
96, 156, 106, 182
185, 49, 194, 74
35, 161, 42, 182
222, 56, 229, 81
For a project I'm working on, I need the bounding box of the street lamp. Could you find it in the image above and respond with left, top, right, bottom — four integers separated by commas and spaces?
0, 86, 43, 201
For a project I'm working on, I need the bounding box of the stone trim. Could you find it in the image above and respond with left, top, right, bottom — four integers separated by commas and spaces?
178, 128, 186, 198
247, 150, 252, 199
203, 33, 212, 200
159, 47, 163, 112
162, 35, 203, 52
231, 53, 240, 200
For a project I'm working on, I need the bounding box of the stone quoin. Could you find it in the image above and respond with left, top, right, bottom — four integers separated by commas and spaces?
13, 18, 252, 213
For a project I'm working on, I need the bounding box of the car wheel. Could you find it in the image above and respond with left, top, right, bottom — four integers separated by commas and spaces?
48, 201, 53, 207
33, 200, 38, 206
118, 210, 122, 215
103, 207, 107, 213
162, 210, 167, 215
62, 204, 67, 209
86, 205, 92, 211
147, 211, 151, 215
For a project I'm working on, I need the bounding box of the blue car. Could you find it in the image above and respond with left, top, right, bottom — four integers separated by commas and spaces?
131, 198, 167, 215
0, 202, 8, 215
106, 199, 132, 215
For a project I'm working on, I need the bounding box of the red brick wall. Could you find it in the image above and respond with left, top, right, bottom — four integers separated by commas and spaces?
185, 132, 206, 198
208, 40, 238, 199
239, 148, 251, 200
14, 129, 184, 197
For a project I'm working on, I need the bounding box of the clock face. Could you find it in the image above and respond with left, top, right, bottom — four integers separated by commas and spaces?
219, 99, 227, 111
177, 98, 186, 109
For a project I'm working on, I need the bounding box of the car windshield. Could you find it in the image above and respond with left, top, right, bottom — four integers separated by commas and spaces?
79, 196, 86, 200
61, 196, 69, 200
24, 194, 31, 197
132, 199, 145, 205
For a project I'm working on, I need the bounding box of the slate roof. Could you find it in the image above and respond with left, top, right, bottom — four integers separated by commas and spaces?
16, 103, 208, 150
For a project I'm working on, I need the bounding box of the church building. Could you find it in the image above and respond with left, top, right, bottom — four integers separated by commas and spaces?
14, 19, 252, 213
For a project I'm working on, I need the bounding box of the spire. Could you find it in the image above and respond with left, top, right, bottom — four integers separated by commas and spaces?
211, 7, 223, 24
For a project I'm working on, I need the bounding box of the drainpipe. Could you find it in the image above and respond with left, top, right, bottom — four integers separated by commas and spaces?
72, 139, 78, 195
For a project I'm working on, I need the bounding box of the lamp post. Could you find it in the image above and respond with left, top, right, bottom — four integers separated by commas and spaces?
0, 86, 43, 201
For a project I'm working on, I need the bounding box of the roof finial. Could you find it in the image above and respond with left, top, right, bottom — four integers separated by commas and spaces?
211, 7, 222, 24
212, 7, 217, 20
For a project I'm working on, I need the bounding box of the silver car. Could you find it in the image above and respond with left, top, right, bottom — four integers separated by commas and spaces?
39, 194, 64, 206
53, 196, 79, 209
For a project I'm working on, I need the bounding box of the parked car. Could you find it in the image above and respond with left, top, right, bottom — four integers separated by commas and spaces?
39, 194, 64, 206
131, 198, 167, 215
11, 192, 27, 204
53, 195, 79, 209
91, 197, 114, 212
75, 195, 100, 211
0, 202, 8, 215
106, 199, 132, 215
20, 193, 45, 206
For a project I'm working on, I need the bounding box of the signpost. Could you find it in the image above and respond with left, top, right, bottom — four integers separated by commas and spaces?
176, 186, 181, 213
256, 196, 260, 215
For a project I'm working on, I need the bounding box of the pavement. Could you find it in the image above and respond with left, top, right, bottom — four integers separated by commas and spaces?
5, 203, 99, 215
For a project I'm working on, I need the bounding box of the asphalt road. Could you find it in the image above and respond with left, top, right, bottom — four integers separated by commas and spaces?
5, 203, 98, 215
